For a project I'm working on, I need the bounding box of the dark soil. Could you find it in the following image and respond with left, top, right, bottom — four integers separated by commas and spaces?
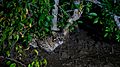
41, 29, 120, 67
1, 28, 120, 67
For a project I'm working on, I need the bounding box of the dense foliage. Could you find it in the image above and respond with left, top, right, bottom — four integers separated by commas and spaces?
84, 0, 120, 42
0, 0, 120, 66
0, 0, 52, 66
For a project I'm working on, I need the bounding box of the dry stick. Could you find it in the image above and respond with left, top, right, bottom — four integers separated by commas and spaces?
6, 57, 26, 67
51, 0, 60, 31
63, 0, 83, 36
114, 15, 120, 29
0, 56, 26, 67
86, 0, 101, 5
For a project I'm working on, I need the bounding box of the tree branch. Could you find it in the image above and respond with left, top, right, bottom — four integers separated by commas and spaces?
51, 0, 60, 31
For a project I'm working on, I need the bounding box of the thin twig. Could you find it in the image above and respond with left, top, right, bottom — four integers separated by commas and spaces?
0, 56, 26, 67
6, 57, 26, 67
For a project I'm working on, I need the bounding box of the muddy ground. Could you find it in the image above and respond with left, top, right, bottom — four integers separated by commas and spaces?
38, 29, 120, 67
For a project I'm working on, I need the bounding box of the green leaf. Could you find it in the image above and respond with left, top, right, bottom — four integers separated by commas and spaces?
28, 35, 32, 41
105, 29, 109, 32
86, 7, 90, 12
30, 18, 34, 23
89, 13, 97, 16
10, 63, 16, 67
6, 51, 10, 57
45, 28, 49, 32
105, 27, 109, 32
78, 21, 83, 23
35, 61, 40, 67
32, 0, 36, 4
45, 22, 49, 27
16, 35, 19, 41
34, 49, 38, 55
10, 14, 13, 18
47, 16, 52, 21
104, 33, 108, 37
39, 61, 42, 66
93, 18, 99, 24
88, 16, 93, 19
28, 64, 32, 67
6, 61, 11, 65
31, 61, 35, 66
43, 59, 47, 66
116, 35, 120, 40
15, 46, 19, 51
